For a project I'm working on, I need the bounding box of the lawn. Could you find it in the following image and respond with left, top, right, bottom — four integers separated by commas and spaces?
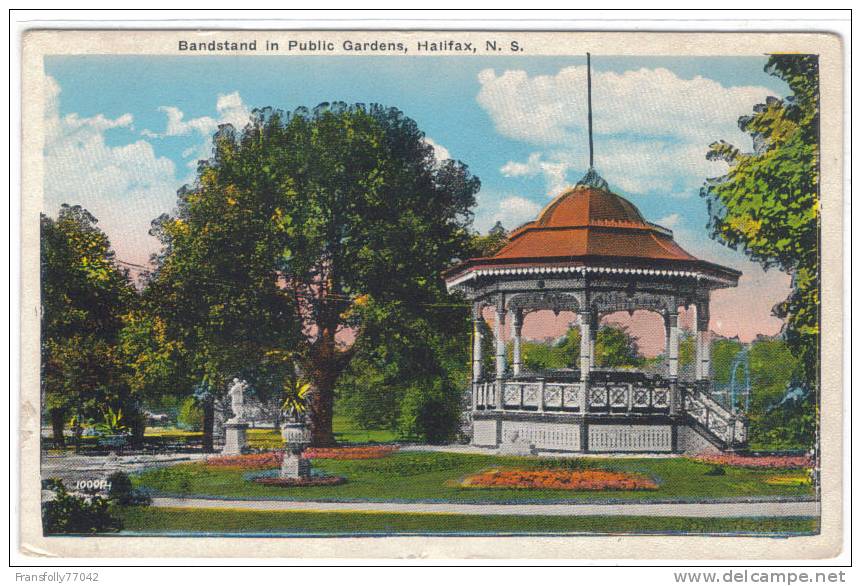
115, 506, 818, 536
133, 451, 815, 504
43, 416, 398, 454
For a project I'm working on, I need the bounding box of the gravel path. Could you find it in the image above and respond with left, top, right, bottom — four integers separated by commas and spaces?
149, 497, 819, 518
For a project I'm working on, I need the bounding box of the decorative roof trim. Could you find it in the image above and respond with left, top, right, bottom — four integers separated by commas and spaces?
445, 264, 737, 291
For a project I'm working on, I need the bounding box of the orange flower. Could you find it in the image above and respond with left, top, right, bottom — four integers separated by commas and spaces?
462, 468, 658, 491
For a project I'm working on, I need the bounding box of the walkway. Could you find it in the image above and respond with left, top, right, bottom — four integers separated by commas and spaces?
150, 497, 819, 518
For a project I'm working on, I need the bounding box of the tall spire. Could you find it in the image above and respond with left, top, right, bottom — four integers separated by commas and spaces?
576, 52, 609, 191
587, 52, 594, 169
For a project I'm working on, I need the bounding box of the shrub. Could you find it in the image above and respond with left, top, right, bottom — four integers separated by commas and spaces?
397, 380, 461, 444
106, 471, 151, 506
704, 465, 726, 476
41, 479, 122, 534
177, 397, 203, 431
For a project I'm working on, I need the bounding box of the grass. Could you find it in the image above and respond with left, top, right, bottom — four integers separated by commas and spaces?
44, 416, 398, 454
115, 506, 818, 535
331, 415, 399, 444
133, 451, 815, 504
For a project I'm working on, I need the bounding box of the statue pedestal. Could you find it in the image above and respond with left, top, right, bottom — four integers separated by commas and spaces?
222, 422, 249, 455
280, 451, 311, 479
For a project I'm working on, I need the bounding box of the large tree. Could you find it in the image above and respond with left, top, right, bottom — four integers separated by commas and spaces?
151, 103, 480, 445
701, 55, 819, 389
41, 205, 135, 447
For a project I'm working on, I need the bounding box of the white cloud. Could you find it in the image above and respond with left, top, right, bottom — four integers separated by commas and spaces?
142, 91, 250, 139
656, 213, 680, 229
423, 136, 451, 164
477, 66, 776, 196
43, 76, 179, 266
473, 192, 542, 233
500, 152, 574, 197
141, 107, 216, 138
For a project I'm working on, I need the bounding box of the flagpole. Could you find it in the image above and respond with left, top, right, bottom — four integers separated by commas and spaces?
587, 52, 594, 169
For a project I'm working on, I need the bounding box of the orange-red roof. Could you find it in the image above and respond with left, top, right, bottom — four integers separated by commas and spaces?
446, 185, 740, 285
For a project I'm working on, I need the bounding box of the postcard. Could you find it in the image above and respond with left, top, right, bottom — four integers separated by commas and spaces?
17, 28, 843, 559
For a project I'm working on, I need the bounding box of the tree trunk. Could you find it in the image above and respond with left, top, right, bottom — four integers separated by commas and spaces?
308, 373, 337, 446
202, 399, 215, 453
130, 411, 146, 449
50, 409, 65, 448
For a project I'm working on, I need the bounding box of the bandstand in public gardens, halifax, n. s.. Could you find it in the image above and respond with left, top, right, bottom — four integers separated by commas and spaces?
443, 55, 746, 454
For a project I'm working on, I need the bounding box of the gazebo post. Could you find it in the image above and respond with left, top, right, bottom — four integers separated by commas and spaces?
579, 310, 592, 412
494, 300, 507, 410
589, 312, 599, 369
471, 303, 484, 384
696, 299, 711, 383
510, 308, 523, 376
666, 310, 680, 415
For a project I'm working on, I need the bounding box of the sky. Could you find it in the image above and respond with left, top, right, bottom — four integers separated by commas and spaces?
42, 54, 794, 352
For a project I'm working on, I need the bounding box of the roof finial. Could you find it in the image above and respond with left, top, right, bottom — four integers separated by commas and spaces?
576, 53, 609, 191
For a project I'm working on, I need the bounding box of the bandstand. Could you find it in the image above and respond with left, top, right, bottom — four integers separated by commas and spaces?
445, 173, 747, 454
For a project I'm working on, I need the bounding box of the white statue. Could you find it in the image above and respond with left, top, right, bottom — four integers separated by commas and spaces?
227, 378, 248, 424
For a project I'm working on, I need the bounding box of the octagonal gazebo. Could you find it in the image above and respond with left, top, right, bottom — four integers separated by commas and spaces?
445, 174, 746, 454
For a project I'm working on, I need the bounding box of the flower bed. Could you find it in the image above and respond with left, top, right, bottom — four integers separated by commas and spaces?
303, 445, 399, 460
252, 475, 347, 487
461, 468, 658, 491
764, 474, 812, 487
693, 454, 813, 469
204, 452, 282, 470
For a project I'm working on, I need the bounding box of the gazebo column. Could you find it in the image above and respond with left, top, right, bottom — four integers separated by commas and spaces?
579, 311, 592, 412
589, 312, 599, 369
510, 308, 523, 376
471, 304, 484, 384
494, 302, 507, 410
696, 300, 711, 382
666, 311, 680, 415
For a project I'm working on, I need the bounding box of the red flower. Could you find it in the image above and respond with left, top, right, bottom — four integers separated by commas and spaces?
462, 468, 658, 491
303, 446, 399, 460
693, 454, 812, 469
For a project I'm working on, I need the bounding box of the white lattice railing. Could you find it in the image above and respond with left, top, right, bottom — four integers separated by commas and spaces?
683, 386, 746, 446
473, 380, 672, 414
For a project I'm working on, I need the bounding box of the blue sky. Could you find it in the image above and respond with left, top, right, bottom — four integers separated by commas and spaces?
42, 54, 792, 340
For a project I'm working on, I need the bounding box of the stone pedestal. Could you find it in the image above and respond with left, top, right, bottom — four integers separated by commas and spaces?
222, 422, 249, 455
281, 451, 311, 479
498, 430, 536, 456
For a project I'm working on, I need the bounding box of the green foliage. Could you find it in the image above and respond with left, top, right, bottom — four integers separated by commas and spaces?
521, 323, 644, 371
149, 103, 480, 445
469, 221, 509, 258
41, 479, 122, 535
711, 338, 745, 385
177, 397, 204, 431
704, 465, 726, 477
702, 55, 819, 389
595, 325, 645, 368
41, 205, 137, 444
397, 380, 463, 444
94, 407, 128, 435
107, 471, 151, 506
337, 304, 470, 441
